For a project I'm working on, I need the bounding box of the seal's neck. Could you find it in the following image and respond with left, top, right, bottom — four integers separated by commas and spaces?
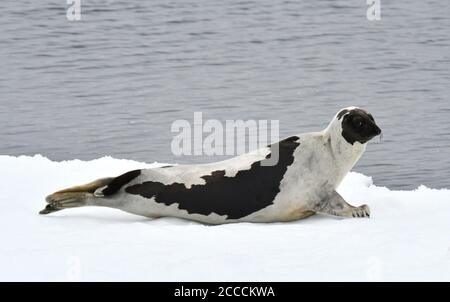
322, 120, 367, 182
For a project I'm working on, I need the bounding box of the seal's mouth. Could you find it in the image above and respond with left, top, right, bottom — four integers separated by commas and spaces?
368, 124, 382, 142
377, 126, 383, 142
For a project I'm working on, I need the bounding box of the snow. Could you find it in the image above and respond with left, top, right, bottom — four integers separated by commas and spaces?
0, 155, 449, 281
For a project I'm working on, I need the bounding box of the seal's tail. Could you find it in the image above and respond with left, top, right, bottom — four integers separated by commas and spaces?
39, 178, 113, 215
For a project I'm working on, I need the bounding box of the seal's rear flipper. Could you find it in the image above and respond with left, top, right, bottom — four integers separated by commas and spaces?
39, 178, 114, 215
39, 203, 61, 214
39, 192, 94, 214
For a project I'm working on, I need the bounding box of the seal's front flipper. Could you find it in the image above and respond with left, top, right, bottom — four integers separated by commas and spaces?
39, 177, 114, 215
312, 191, 370, 218
348, 204, 370, 218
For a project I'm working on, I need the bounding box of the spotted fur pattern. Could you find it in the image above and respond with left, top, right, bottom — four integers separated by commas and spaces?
42, 107, 381, 224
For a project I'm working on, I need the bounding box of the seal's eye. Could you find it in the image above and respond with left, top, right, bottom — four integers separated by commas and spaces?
352, 116, 364, 128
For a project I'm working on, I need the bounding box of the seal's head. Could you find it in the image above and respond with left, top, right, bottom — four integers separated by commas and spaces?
324, 106, 382, 159
336, 107, 382, 145
323, 107, 381, 167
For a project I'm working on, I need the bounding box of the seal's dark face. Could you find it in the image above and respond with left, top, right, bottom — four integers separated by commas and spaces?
338, 108, 382, 145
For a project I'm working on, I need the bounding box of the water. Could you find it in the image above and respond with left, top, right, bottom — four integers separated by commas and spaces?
0, 0, 449, 190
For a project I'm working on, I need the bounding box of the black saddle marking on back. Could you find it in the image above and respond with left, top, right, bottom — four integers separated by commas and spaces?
125, 136, 300, 219
102, 169, 141, 196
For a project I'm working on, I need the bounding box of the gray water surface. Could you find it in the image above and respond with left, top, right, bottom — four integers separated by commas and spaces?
1, 0, 449, 190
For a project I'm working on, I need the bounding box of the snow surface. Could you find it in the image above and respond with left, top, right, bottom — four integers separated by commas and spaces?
0, 155, 449, 281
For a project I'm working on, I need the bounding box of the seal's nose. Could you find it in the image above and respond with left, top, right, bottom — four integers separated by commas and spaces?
374, 125, 382, 136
